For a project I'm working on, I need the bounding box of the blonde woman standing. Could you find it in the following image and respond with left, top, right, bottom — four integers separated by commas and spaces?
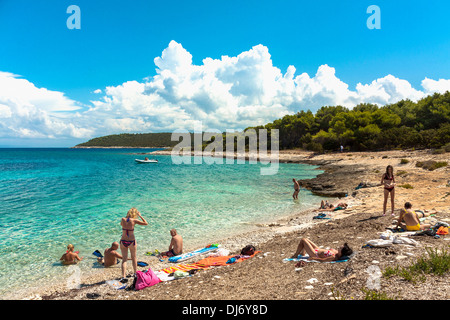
119, 208, 148, 282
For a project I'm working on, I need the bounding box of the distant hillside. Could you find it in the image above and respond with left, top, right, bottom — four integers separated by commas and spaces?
74, 133, 183, 148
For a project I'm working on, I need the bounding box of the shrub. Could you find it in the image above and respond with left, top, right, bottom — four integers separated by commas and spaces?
416, 161, 448, 171
397, 170, 408, 176
362, 288, 397, 300
400, 158, 409, 164
399, 184, 414, 189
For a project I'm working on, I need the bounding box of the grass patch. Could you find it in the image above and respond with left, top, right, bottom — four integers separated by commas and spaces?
400, 158, 409, 164
416, 161, 448, 171
398, 183, 414, 189
382, 247, 450, 284
362, 288, 397, 300
397, 170, 408, 177
432, 148, 445, 154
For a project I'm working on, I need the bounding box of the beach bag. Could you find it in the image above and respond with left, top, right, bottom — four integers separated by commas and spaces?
134, 268, 161, 291
240, 245, 256, 256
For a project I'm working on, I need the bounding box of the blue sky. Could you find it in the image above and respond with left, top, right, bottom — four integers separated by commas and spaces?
0, 0, 449, 147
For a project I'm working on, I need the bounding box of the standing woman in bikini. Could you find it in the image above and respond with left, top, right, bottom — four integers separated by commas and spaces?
381, 165, 396, 216
120, 207, 148, 282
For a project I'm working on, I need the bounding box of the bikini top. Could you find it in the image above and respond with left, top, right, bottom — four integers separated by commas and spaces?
383, 173, 394, 180
122, 217, 134, 237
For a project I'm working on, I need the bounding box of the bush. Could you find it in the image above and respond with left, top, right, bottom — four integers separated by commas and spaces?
382, 247, 450, 283
399, 183, 414, 189
416, 161, 448, 171
397, 170, 408, 176
400, 158, 409, 164
432, 148, 445, 154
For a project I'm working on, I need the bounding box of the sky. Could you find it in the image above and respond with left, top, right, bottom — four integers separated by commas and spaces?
0, 0, 450, 147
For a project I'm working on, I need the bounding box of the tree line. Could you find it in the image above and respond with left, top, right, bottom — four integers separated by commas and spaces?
247, 91, 450, 152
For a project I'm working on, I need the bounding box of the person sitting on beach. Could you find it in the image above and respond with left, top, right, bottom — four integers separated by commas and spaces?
291, 238, 353, 267
319, 200, 333, 210
160, 229, 183, 257
395, 202, 431, 231
97, 242, 131, 267
60, 244, 83, 265
292, 178, 300, 200
316, 202, 347, 212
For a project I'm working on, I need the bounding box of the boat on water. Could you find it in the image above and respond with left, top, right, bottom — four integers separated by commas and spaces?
135, 159, 158, 163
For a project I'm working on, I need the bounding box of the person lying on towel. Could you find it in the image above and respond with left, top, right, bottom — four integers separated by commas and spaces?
291, 237, 353, 267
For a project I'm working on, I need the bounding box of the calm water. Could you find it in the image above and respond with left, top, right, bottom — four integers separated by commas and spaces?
0, 148, 323, 297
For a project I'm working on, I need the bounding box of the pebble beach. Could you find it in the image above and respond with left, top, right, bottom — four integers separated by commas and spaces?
18, 149, 450, 301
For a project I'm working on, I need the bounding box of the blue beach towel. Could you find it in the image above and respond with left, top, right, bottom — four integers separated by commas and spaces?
313, 213, 331, 220
283, 253, 353, 263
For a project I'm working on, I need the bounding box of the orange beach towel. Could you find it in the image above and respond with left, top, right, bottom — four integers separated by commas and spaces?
160, 262, 210, 274
196, 251, 261, 267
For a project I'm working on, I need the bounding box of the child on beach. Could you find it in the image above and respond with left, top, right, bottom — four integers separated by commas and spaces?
292, 178, 300, 200
381, 165, 396, 216
291, 238, 353, 266
60, 244, 83, 265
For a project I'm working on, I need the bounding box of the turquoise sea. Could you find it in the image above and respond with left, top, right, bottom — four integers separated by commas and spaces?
0, 148, 323, 297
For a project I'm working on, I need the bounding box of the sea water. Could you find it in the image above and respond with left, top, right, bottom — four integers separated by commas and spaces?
0, 148, 323, 298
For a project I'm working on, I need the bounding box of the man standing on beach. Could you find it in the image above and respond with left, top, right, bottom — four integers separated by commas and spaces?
293, 178, 300, 200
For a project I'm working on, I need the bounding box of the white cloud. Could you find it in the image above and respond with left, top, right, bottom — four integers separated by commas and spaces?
421, 78, 450, 95
0, 72, 93, 139
1, 41, 450, 142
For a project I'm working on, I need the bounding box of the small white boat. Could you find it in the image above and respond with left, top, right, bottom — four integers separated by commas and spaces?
135, 159, 158, 163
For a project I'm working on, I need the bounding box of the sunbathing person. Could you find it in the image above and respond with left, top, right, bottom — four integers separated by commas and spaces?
395, 202, 431, 231
60, 244, 83, 265
315, 202, 347, 212
160, 229, 183, 257
319, 200, 333, 210
291, 238, 353, 266
97, 241, 131, 267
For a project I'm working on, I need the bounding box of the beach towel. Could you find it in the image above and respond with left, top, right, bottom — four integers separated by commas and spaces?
364, 236, 419, 248
313, 213, 331, 220
283, 253, 353, 263
160, 262, 210, 274
196, 251, 261, 267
